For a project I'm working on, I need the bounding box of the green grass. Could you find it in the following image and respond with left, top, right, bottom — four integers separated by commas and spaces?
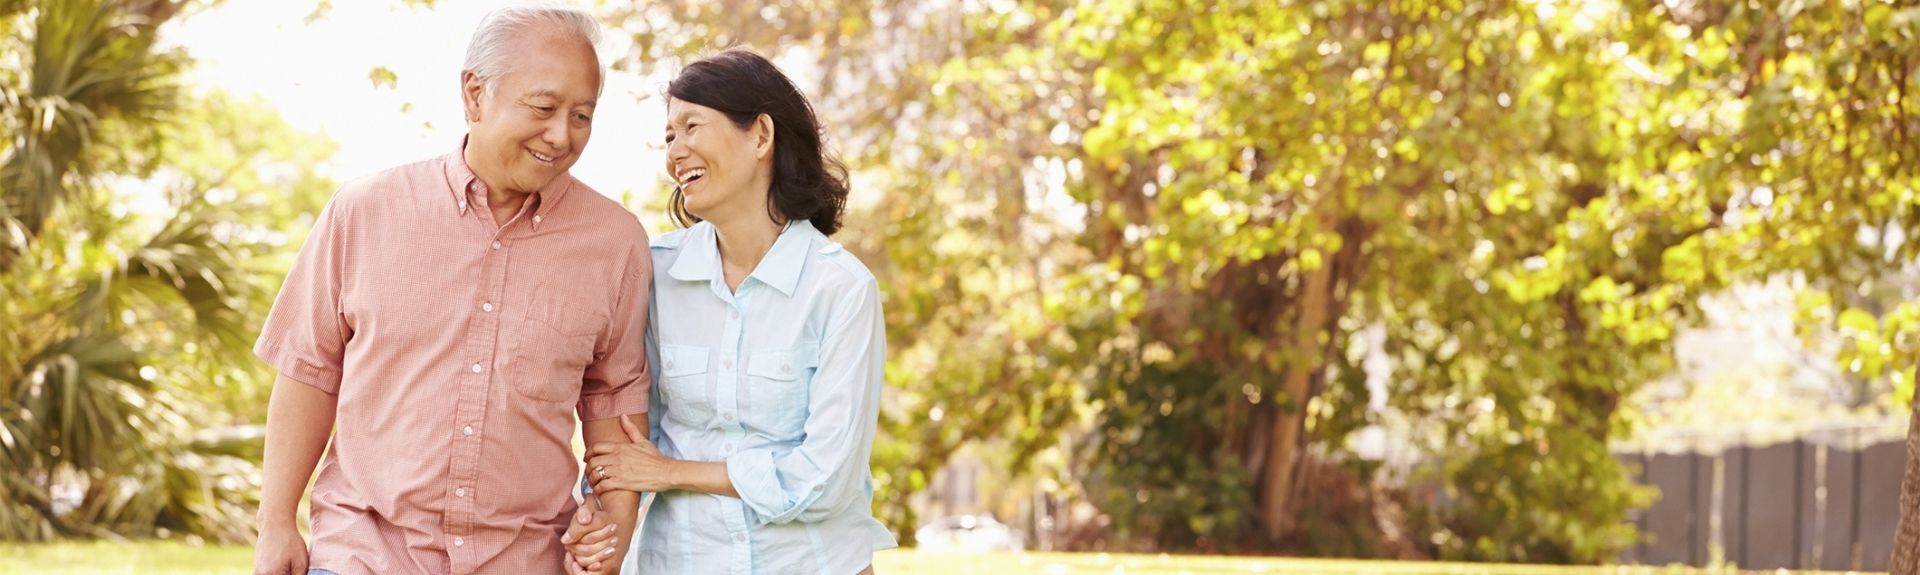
0, 542, 1866, 574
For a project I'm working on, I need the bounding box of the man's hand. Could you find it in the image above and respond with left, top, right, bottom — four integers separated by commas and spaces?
252, 520, 309, 575
560, 501, 620, 574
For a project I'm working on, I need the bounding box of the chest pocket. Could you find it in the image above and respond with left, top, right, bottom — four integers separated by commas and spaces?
744, 345, 822, 436
658, 344, 713, 425
510, 300, 604, 404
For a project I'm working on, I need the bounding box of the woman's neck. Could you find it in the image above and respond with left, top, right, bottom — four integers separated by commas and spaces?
711, 214, 783, 292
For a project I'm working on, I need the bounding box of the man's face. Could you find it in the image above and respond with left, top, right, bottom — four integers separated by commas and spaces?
462, 28, 600, 195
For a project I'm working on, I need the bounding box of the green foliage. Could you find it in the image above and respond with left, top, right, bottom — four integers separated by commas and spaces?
0, 1, 335, 542
9, 0, 1913, 560
604, 0, 1919, 562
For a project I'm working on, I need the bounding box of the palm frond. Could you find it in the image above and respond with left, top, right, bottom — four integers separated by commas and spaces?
2, 0, 184, 247
10, 334, 151, 472
66, 204, 257, 358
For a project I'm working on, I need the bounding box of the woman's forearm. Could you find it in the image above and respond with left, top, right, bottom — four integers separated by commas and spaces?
667, 460, 738, 497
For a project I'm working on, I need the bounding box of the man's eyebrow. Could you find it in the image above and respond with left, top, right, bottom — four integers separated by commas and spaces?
520, 90, 595, 108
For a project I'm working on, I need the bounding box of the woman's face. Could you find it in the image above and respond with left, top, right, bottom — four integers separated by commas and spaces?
664, 100, 772, 224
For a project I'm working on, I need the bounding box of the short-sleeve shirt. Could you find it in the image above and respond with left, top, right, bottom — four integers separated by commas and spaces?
254, 139, 652, 575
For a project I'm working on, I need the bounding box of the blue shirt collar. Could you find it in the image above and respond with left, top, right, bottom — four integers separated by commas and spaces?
667, 220, 817, 297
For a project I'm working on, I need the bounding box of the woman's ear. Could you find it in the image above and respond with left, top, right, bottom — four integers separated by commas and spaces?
754, 113, 776, 160
462, 71, 486, 124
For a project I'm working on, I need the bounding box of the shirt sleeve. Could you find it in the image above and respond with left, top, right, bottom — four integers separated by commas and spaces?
578, 228, 654, 422
253, 200, 352, 394
725, 276, 886, 526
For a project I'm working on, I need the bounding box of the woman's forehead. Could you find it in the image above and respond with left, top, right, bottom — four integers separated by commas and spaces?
666, 100, 721, 122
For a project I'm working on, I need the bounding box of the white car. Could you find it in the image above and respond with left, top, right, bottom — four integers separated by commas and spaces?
914, 514, 1026, 552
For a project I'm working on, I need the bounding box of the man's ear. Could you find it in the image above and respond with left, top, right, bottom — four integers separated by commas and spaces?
753, 113, 776, 160
462, 71, 487, 124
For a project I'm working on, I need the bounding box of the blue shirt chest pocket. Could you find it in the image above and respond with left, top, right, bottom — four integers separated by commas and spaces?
744, 344, 821, 437
658, 344, 713, 425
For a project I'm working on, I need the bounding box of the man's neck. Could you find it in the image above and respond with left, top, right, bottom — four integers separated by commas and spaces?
485, 186, 532, 227
463, 145, 536, 227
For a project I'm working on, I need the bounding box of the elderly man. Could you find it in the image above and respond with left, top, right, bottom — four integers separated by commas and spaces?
251, 6, 647, 575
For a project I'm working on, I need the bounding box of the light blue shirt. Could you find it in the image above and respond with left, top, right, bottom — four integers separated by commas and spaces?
623, 220, 897, 575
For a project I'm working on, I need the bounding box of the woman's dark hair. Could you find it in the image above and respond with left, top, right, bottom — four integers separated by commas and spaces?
665, 48, 848, 236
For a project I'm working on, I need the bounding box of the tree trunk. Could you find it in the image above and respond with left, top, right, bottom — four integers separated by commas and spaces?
1893, 403, 1920, 574
1257, 243, 1337, 540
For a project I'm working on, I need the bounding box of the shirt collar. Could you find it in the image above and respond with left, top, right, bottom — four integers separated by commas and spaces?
441, 136, 574, 227
668, 220, 816, 297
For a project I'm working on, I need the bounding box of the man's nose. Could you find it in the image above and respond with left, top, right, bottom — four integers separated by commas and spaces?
543, 117, 573, 152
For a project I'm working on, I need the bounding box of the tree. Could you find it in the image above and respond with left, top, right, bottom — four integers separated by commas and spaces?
598, 0, 1917, 560
0, 0, 335, 542
603, 0, 1697, 558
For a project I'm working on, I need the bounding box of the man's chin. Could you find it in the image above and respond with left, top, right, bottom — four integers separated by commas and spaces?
513, 169, 569, 191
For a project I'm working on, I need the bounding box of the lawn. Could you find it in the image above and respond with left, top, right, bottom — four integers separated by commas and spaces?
0, 542, 1864, 574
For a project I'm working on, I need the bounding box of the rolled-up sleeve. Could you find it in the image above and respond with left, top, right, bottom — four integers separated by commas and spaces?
726, 277, 885, 526
253, 201, 352, 394
578, 230, 653, 421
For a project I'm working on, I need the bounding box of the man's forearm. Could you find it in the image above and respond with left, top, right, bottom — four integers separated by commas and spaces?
594, 487, 641, 565
258, 373, 337, 528
583, 413, 647, 560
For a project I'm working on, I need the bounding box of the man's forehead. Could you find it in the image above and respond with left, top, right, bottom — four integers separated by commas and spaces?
492, 30, 602, 101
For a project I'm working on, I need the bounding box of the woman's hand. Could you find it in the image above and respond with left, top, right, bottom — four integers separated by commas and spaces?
587, 415, 677, 493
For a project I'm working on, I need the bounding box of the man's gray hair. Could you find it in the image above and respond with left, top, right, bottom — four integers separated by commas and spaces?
463, 5, 604, 94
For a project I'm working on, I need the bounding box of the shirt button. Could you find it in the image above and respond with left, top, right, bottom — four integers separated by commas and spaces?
470, 363, 483, 373
482, 302, 494, 313
722, 359, 734, 370
454, 537, 465, 547
533, 215, 543, 224
781, 363, 792, 374
458, 201, 467, 210
491, 240, 502, 250
664, 358, 675, 370
462, 425, 474, 436
732, 533, 746, 543
729, 309, 739, 320
724, 442, 736, 452
722, 413, 735, 423
455, 487, 467, 497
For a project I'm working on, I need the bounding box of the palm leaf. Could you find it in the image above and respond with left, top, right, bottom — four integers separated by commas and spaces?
1, 0, 183, 250
66, 203, 258, 361
9, 334, 151, 474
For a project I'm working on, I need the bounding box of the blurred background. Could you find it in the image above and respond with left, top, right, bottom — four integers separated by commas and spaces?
1, 0, 1917, 573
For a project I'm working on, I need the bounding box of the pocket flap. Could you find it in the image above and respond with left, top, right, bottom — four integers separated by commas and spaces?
746, 345, 821, 381
660, 344, 709, 378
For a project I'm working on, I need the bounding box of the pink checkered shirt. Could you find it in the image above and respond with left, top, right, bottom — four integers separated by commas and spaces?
255, 140, 651, 575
